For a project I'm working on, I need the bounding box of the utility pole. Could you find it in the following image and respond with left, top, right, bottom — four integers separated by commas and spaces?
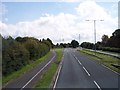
86, 20, 104, 55
79, 34, 80, 47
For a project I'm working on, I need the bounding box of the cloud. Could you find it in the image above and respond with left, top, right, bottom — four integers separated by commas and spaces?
0, 1, 117, 44
75, 1, 117, 42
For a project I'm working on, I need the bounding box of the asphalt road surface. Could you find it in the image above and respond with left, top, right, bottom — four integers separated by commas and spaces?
55, 48, 119, 90
3, 50, 56, 90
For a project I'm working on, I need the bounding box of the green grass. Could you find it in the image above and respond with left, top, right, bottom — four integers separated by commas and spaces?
99, 50, 119, 54
35, 63, 57, 88
55, 48, 63, 62
78, 49, 120, 73
35, 48, 63, 88
3, 52, 51, 85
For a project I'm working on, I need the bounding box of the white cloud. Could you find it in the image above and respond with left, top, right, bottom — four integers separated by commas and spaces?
75, 1, 117, 42
0, 1, 118, 44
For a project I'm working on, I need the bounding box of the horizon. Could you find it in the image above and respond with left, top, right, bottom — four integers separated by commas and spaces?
0, 1, 118, 44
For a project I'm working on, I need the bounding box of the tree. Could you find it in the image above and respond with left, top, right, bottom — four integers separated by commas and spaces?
47, 38, 54, 48
101, 35, 109, 46
106, 29, 120, 48
2, 36, 51, 76
112, 29, 120, 38
2, 40, 29, 76
24, 39, 40, 60
81, 42, 94, 49
71, 40, 79, 48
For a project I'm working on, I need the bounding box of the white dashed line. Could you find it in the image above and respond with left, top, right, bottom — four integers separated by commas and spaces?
94, 81, 101, 90
83, 67, 90, 76
74, 55, 76, 57
75, 57, 78, 60
77, 60, 82, 65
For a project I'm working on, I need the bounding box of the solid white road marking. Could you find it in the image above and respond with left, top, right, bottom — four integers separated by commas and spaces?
20, 54, 56, 90
53, 64, 62, 89
94, 81, 101, 90
102, 65, 120, 75
53, 55, 64, 89
83, 67, 90, 76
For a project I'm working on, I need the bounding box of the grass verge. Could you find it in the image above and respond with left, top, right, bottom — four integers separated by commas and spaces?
35, 48, 63, 88
78, 49, 120, 73
3, 52, 51, 85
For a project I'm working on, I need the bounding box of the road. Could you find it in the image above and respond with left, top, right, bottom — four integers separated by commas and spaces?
55, 48, 119, 89
3, 50, 56, 90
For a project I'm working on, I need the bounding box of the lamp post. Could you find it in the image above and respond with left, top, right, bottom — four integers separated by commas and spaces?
86, 20, 104, 55
79, 34, 80, 47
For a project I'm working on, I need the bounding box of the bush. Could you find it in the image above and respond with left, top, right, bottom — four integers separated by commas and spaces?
98, 47, 120, 53
2, 36, 52, 76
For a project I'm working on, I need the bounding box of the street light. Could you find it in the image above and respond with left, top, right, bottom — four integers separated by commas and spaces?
86, 19, 104, 55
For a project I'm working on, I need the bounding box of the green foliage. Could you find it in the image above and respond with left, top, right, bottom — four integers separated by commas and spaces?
112, 29, 120, 38
24, 39, 40, 60
35, 48, 63, 88
79, 49, 120, 73
98, 47, 120, 53
102, 29, 120, 48
2, 42, 29, 75
35, 63, 57, 88
3, 52, 51, 85
2, 36, 52, 76
101, 35, 109, 46
81, 42, 94, 49
71, 40, 79, 48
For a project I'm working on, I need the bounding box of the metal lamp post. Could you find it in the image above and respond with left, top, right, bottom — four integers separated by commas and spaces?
86, 20, 104, 55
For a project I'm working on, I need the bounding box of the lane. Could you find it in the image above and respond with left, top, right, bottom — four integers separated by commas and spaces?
72, 49, 119, 89
3, 50, 56, 89
56, 48, 97, 88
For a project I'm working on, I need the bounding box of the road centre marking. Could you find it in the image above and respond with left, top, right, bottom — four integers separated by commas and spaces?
94, 81, 101, 90
83, 67, 90, 76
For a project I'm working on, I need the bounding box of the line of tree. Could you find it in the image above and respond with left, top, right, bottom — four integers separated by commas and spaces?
54, 40, 79, 48
101, 29, 120, 48
2, 36, 53, 76
80, 29, 120, 53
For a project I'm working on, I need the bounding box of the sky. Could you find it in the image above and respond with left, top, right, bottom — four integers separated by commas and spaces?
0, 0, 119, 44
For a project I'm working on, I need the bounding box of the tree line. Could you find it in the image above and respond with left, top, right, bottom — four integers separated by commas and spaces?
54, 40, 79, 48
81, 29, 120, 53
2, 36, 53, 76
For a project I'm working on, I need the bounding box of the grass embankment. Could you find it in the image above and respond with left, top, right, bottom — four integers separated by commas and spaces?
99, 50, 119, 54
78, 49, 120, 73
3, 52, 51, 85
35, 48, 63, 88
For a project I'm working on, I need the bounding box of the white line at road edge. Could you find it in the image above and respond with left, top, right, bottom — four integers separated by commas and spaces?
83, 67, 90, 76
94, 81, 101, 90
20, 54, 56, 90
53, 55, 64, 89
53, 63, 62, 89
102, 65, 120, 75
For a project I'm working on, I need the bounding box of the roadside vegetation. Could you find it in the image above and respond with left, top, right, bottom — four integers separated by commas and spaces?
81, 29, 120, 53
78, 49, 120, 73
35, 48, 63, 88
2, 35, 54, 85
3, 52, 51, 85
